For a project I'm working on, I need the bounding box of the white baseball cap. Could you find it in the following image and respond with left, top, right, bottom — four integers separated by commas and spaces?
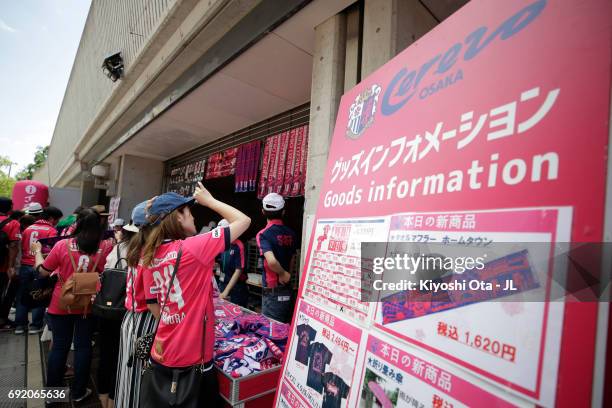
123, 223, 139, 233
25, 202, 43, 214
218, 219, 229, 227
262, 193, 285, 211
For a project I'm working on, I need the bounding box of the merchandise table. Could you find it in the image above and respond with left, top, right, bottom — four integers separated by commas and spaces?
214, 298, 288, 407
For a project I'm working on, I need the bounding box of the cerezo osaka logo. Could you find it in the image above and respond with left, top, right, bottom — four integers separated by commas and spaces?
346, 84, 382, 139
381, 0, 547, 116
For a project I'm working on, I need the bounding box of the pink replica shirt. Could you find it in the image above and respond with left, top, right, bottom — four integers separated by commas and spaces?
0, 215, 20, 273
144, 227, 230, 367
61, 223, 76, 237
125, 264, 148, 313
0, 215, 21, 242
42, 239, 112, 315
21, 220, 57, 266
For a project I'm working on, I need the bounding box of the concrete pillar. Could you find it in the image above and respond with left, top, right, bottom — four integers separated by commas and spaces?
344, 6, 361, 91
80, 179, 99, 207
301, 13, 347, 273
361, 0, 438, 77
115, 155, 164, 221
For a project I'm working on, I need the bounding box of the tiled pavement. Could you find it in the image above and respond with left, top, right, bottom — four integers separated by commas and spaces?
0, 329, 26, 408
0, 311, 103, 408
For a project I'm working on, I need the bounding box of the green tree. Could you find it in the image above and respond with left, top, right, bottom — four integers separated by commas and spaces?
16, 145, 49, 180
0, 156, 17, 197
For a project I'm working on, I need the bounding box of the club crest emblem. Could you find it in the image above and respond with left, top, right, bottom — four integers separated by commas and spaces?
346, 84, 381, 139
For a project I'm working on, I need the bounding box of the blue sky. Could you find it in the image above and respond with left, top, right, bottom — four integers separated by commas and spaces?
0, 1, 91, 175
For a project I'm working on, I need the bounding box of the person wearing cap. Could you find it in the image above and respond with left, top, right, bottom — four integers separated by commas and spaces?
15, 204, 63, 335
0, 197, 22, 330
31, 208, 113, 403
91, 205, 110, 216
96, 217, 134, 408
256, 193, 297, 323
110, 218, 126, 243
59, 206, 84, 237
111, 217, 125, 229
216, 219, 248, 307
139, 183, 250, 407
115, 201, 158, 408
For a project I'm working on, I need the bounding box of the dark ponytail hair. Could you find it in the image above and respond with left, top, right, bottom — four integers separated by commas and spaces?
73, 208, 103, 255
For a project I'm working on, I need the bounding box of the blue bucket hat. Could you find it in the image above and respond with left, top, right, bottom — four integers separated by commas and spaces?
148, 192, 194, 225
131, 201, 148, 226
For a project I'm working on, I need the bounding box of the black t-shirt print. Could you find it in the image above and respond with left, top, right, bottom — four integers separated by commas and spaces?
306, 342, 332, 393
295, 324, 317, 365
322, 373, 350, 408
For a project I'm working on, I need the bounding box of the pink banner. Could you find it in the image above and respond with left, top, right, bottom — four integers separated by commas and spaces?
299, 126, 309, 196
298, 300, 361, 344
389, 209, 559, 234
279, 381, 309, 408
275, 131, 290, 193
362, 335, 517, 407
258, 137, 272, 198
283, 128, 298, 195
290, 126, 305, 196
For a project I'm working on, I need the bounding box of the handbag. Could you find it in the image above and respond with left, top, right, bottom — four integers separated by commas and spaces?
139, 361, 212, 408
23, 274, 58, 308
59, 240, 101, 314
134, 246, 183, 362
138, 245, 214, 408
93, 245, 128, 320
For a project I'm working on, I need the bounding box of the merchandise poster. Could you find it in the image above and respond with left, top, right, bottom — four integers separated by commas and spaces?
373, 207, 572, 405
355, 333, 520, 408
108, 197, 120, 225
303, 217, 390, 324
277, 300, 363, 408
278, 381, 310, 408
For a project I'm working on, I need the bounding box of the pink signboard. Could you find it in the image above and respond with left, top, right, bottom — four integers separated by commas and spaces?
279, 0, 612, 406
357, 334, 517, 407
276, 300, 363, 408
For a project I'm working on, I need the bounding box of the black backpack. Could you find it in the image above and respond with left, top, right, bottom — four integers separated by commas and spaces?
93, 245, 127, 320
0, 217, 13, 268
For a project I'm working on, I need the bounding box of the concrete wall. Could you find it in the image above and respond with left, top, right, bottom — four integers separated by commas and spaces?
300, 0, 438, 273
115, 155, 164, 220
362, 0, 437, 77
48, 187, 81, 217
80, 179, 100, 208
301, 13, 347, 272
47, 0, 177, 186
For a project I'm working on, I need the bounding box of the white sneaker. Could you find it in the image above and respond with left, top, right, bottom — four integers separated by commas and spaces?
29, 327, 43, 334
72, 388, 92, 403
14, 328, 25, 335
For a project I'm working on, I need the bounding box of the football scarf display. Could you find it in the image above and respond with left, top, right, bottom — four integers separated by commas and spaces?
205, 147, 237, 179
235, 141, 261, 192
257, 125, 309, 199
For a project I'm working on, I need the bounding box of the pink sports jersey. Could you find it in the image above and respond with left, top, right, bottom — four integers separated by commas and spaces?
125, 264, 148, 312
0, 215, 21, 242
0, 215, 20, 273
42, 239, 112, 315
21, 220, 57, 266
145, 227, 230, 367
61, 223, 76, 237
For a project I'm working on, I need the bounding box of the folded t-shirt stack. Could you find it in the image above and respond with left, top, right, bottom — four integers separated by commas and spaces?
214, 314, 289, 378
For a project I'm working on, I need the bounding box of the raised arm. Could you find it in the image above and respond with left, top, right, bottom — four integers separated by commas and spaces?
192, 182, 250, 242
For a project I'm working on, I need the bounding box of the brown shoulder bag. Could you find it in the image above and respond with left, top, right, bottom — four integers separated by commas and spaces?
58, 240, 101, 314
